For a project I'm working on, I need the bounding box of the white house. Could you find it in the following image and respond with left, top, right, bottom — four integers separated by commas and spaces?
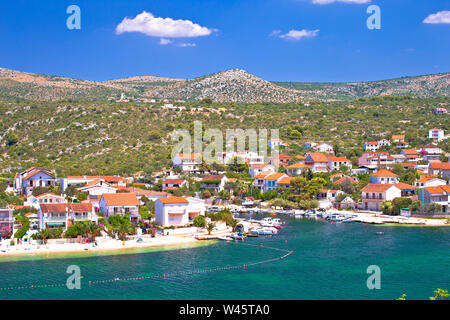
370, 169, 399, 184
268, 139, 286, 149
418, 185, 450, 214
172, 153, 203, 174
249, 164, 275, 178
361, 184, 402, 211
162, 179, 188, 191
14, 167, 56, 196
24, 193, 67, 210
201, 174, 229, 192
313, 143, 333, 153
0, 206, 14, 236
364, 141, 380, 151
38, 203, 97, 231
77, 179, 117, 196
414, 176, 447, 188
304, 153, 329, 173
327, 156, 352, 171
428, 129, 445, 142
155, 196, 205, 227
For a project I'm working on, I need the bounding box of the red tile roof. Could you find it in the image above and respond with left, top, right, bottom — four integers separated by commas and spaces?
362, 184, 397, 192
101, 193, 139, 206
159, 197, 189, 204
370, 169, 398, 177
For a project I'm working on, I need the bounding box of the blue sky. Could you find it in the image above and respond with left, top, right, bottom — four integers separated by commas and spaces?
0, 0, 449, 82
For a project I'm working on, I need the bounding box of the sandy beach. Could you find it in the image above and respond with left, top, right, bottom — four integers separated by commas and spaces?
0, 235, 207, 259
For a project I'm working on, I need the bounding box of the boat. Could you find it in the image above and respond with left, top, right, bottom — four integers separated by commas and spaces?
245, 233, 259, 238
218, 236, 234, 241
230, 233, 247, 240
261, 217, 274, 227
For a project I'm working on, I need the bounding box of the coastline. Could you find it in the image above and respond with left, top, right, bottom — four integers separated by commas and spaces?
0, 235, 215, 262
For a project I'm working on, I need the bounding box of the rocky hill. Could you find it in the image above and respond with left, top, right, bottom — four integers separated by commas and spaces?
0, 67, 448, 102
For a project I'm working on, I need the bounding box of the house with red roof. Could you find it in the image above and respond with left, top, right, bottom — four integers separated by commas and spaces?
14, 167, 56, 196
305, 153, 329, 173
361, 184, 402, 211
99, 193, 140, 221
364, 141, 380, 151
263, 173, 289, 192
418, 185, 450, 214
77, 179, 117, 196
155, 196, 205, 227
249, 163, 275, 178
172, 153, 203, 174
327, 156, 352, 171
38, 203, 96, 231
428, 162, 450, 178
162, 179, 188, 191
370, 169, 399, 184
414, 175, 446, 188
24, 193, 67, 210
286, 163, 312, 176
252, 171, 272, 190
201, 174, 229, 192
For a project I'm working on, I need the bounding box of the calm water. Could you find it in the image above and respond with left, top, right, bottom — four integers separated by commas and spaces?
0, 218, 449, 300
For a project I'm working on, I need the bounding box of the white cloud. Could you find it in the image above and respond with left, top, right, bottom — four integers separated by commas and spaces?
277, 29, 319, 41
312, 0, 370, 4
116, 11, 216, 38
159, 38, 172, 45
269, 30, 281, 37
423, 11, 450, 24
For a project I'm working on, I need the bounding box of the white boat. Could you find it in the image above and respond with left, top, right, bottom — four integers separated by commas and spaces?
251, 227, 278, 235
261, 217, 274, 227
272, 218, 282, 226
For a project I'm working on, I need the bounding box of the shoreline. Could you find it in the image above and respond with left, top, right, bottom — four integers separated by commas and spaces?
0, 235, 215, 261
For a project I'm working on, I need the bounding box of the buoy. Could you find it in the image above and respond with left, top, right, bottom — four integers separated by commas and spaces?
163, 274, 166, 279
89, 281, 92, 286
285, 240, 287, 244
243, 264, 246, 269
31, 285, 34, 289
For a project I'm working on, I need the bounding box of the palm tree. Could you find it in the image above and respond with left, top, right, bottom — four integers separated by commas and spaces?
207, 223, 214, 235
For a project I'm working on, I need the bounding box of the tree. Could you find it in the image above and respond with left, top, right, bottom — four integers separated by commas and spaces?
32, 186, 49, 196
33, 229, 50, 244
14, 215, 30, 239
207, 223, 214, 235
202, 189, 212, 199
193, 215, 206, 228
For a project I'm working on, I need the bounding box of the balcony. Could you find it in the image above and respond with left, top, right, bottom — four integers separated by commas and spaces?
73, 214, 95, 221
45, 215, 67, 222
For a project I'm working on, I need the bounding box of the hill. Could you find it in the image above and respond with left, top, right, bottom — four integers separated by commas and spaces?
275, 73, 450, 101
0, 67, 448, 102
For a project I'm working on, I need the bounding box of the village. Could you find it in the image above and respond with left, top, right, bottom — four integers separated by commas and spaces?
0, 123, 449, 256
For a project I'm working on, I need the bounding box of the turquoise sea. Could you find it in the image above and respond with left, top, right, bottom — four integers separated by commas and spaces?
0, 217, 449, 300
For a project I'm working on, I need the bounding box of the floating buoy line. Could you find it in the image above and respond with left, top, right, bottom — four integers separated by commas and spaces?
0, 241, 293, 292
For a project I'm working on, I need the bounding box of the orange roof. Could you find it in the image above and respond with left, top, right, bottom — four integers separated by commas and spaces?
178, 153, 201, 160
430, 162, 450, 170
162, 179, 185, 184
327, 156, 350, 162
306, 152, 329, 163
424, 185, 450, 194
277, 177, 292, 185
250, 163, 271, 169
159, 197, 189, 204
392, 135, 405, 140
335, 176, 358, 185
278, 154, 293, 160
126, 187, 170, 197
23, 168, 54, 180
264, 173, 286, 180
394, 183, 417, 190
101, 193, 139, 206
416, 175, 438, 183
362, 184, 397, 192
294, 155, 306, 160
370, 169, 398, 177
28, 192, 63, 199
402, 149, 418, 155
254, 171, 272, 179
400, 163, 415, 167
286, 163, 311, 169
365, 141, 379, 145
